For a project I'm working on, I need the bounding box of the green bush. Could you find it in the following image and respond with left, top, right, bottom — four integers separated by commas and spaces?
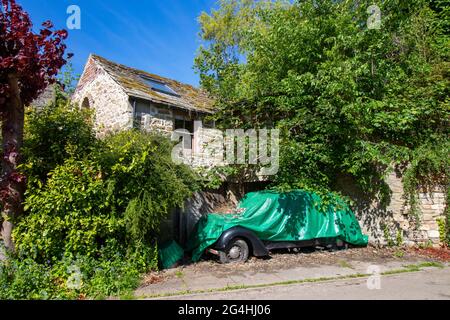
14, 158, 122, 262
96, 131, 199, 243
3, 100, 198, 299
195, 0, 449, 217
19, 103, 196, 259
22, 101, 97, 181
0, 258, 60, 300
0, 242, 158, 300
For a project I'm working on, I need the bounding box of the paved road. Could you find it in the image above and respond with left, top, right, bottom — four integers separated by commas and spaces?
161, 268, 450, 300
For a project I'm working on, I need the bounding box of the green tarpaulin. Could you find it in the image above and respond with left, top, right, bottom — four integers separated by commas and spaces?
187, 190, 368, 262
159, 240, 184, 269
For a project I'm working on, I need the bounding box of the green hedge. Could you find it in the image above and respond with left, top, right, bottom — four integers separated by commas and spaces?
1, 102, 197, 299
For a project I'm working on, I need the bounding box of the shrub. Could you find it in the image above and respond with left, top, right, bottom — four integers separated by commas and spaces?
6, 118, 197, 298
0, 258, 59, 300
0, 241, 158, 300
14, 131, 195, 265
95, 130, 199, 243
22, 101, 97, 181
13, 158, 122, 262
48, 240, 158, 299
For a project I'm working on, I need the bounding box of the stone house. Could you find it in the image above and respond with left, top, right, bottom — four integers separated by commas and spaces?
30, 83, 60, 109
72, 54, 215, 143
72, 54, 228, 242
73, 54, 447, 247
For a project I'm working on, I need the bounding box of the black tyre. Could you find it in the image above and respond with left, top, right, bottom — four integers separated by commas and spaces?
336, 239, 349, 249
329, 239, 349, 251
219, 238, 249, 263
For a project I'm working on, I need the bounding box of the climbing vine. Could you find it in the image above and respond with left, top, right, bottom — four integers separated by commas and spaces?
196, 0, 449, 232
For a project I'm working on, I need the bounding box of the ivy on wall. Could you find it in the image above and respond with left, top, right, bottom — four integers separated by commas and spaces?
195, 0, 449, 237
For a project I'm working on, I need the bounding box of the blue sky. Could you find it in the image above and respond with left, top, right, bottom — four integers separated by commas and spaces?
18, 0, 217, 86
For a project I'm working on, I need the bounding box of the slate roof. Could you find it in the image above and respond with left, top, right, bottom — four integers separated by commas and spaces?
91, 54, 214, 114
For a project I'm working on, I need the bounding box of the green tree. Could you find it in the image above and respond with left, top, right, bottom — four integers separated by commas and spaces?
195, 0, 449, 209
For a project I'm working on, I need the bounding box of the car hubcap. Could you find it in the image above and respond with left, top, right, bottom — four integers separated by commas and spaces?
228, 246, 241, 259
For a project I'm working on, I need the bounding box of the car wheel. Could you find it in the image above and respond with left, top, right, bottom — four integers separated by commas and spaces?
335, 239, 349, 250
219, 238, 249, 264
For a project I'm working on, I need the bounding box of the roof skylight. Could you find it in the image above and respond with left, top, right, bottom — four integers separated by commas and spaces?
140, 76, 178, 96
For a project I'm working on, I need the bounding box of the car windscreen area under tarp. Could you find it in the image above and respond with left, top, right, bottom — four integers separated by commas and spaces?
186, 190, 369, 262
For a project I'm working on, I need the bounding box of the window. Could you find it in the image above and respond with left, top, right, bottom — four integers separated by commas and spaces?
140, 76, 178, 96
174, 119, 194, 151
81, 97, 90, 109
174, 119, 194, 133
133, 101, 151, 129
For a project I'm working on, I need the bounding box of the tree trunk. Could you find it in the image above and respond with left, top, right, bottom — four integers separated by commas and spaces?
1, 73, 25, 253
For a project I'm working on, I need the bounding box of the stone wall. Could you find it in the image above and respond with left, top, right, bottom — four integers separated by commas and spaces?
0, 241, 5, 262
336, 170, 447, 246
136, 100, 174, 134
30, 84, 58, 109
174, 173, 447, 247
191, 126, 225, 169
175, 187, 229, 245
173, 182, 271, 245
73, 56, 133, 136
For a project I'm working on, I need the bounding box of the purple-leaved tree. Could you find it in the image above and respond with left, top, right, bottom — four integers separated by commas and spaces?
0, 0, 69, 251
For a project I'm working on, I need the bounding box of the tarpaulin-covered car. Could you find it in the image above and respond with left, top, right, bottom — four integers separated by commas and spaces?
186, 190, 368, 263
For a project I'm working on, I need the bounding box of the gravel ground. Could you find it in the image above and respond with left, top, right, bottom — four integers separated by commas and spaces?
140, 245, 450, 286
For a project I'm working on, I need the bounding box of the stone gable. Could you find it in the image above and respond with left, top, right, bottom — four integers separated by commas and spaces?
73, 56, 133, 136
